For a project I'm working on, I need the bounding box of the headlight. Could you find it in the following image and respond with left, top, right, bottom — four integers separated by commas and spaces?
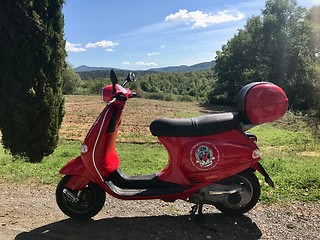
81, 144, 88, 153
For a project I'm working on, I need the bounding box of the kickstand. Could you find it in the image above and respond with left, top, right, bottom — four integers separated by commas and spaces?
198, 204, 203, 215
189, 204, 203, 220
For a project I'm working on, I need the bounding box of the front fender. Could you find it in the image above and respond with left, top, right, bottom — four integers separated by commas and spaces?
59, 156, 96, 190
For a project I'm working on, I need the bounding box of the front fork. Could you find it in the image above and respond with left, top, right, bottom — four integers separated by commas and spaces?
251, 162, 274, 188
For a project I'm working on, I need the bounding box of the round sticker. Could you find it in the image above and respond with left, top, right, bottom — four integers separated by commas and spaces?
190, 142, 219, 171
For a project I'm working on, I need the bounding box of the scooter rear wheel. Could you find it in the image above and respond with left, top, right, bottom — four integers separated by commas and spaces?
214, 170, 260, 215
56, 175, 106, 220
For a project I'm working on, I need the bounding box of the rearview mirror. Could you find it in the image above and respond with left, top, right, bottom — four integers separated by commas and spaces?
122, 72, 136, 87
126, 72, 136, 82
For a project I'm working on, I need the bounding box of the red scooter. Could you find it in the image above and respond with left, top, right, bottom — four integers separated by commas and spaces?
56, 70, 288, 220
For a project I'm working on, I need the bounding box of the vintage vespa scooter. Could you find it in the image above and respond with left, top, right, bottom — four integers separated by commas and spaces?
56, 70, 288, 220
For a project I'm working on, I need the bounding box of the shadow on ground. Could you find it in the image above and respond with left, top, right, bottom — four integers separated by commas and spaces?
15, 213, 262, 240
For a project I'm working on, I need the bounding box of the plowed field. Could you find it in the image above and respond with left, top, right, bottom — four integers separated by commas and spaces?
59, 96, 223, 142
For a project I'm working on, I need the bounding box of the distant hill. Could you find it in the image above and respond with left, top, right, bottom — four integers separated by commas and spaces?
149, 61, 215, 72
74, 60, 215, 73
74, 65, 113, 72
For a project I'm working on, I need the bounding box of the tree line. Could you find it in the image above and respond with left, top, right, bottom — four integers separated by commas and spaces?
63, 68, 216, 102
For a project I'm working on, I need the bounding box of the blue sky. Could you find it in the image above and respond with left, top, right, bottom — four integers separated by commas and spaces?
63, 0, 319, 70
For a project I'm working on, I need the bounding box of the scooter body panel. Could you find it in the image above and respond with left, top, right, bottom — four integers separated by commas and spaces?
80, 106, 122, 182
157, 129, 260, 186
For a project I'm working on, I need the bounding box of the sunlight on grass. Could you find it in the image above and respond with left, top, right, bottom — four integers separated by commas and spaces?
0, 140, 81, 184
259, 155, 320, 203
117, 143, 168, 175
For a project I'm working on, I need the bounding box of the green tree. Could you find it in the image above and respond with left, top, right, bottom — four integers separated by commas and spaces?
262, 0, 298, 88
210, 0, 320, 113
211, 16, 266, 105
304, 5, 320, 137
0, 1, 66, 162
285, 5, 318, 110
62, 65, 82, 94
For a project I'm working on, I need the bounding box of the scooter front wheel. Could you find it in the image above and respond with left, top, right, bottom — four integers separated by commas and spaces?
56, 175, 106, 220
214, 170, 260, 215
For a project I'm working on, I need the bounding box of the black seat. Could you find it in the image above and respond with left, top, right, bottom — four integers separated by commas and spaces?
150, 112, 240, 137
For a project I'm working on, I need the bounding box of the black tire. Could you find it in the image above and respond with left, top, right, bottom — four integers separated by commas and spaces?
214, 170, 260, 215
56, 175, 106, 220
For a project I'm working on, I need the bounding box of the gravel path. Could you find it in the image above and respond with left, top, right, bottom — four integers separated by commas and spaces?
0, 183, 319, 240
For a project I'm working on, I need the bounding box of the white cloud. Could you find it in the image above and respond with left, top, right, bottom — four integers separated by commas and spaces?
165, 9, 245, 28
146, 62, 158, 66
160, 44, 167, 48
66, 41, 86, 52
147, 52, 160, 56
122, 61, 130, 65
85, 40, 119, 49
135, 61, 157, 66
66, 40, 120, 53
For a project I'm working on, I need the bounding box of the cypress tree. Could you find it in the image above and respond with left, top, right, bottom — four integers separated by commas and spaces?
0, 1, 66, 162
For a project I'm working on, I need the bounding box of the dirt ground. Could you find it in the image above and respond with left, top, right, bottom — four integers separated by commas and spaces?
0, 183, 319, 240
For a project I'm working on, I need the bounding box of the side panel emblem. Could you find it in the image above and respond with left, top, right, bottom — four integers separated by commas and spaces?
190, 143, 219, 171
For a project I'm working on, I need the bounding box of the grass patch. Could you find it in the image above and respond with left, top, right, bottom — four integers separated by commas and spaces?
251, 124, 319, 152
258, 155, 320, 203
0, 140, 81, 185
248, 121, 320, 203
0, 141, 168, 185
117, 143, 168, 175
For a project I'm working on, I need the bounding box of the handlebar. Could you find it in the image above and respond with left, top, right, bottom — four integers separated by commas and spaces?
103, 70, 136, 104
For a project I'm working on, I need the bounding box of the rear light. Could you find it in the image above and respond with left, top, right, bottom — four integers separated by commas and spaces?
252, 149, 262, 159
